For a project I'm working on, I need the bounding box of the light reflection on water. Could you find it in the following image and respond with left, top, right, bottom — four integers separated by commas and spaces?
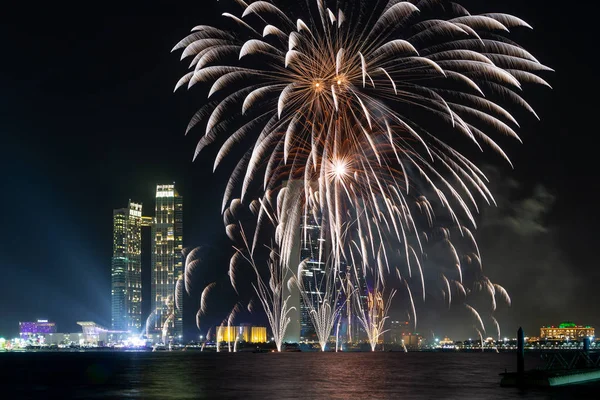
2, 351, 598, 399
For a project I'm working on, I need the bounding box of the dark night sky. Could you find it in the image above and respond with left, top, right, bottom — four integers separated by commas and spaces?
0, 0, 598, 340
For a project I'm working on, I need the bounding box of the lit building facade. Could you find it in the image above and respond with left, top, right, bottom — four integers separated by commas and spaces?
251, 327, 268, 343
34, 322, 129, 347
19, 320, 56, 339
540, 322, 595, 340
389, 320, 410, 344
150, 184, 184, 341
402, 333, 422, 349
111, 201, 143, 332
77, 321, 129, 346
296, 208, 367, 343
216, 325, 268, 343
299, 214, 326, 341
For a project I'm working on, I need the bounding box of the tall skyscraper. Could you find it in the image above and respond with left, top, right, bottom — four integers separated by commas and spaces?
150, 184, 184, 341
299, 214, 326, 341
111, 201, 143, 332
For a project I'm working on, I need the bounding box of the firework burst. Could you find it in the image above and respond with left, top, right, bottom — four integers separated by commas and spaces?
174, 0, 549, 347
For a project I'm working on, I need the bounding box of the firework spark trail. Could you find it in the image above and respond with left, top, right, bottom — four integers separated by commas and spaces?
465, 303, 485, 336
354, 285, 396, 352
296, 259, 343, 351
200, 282, 217, 315
476, 328, 485, 353
201, 327, 213, 352
174, 0, 549, 344
494, 283, 512, 307
233, 226, 296, 352
185, 247, 203, 296
162, 312, 175, 344
175, 277, 184, 313
347, 239, 397, 351
145, 309, 158, 337
226, 303, 242, 352
196, 308, 203, 330
491, 315, 501, 341
335, 319, 341, 352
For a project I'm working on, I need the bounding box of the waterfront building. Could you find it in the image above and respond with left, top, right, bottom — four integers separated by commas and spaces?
389, 320, 410, 344
540, 322, 595, 340
77, 321, 129, 346
402, 333, 422, 349
251, 326, 268, 343
150, 184, 184, 341
216, 325, 268, 343
38, 333, 83, 346
34, 322, 129, 347
19, 320, 56, 339
111, 201, 143, 332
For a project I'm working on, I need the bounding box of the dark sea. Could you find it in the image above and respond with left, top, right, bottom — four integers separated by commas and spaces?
0, 351, 598, 399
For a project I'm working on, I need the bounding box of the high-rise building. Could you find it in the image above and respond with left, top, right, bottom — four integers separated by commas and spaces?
299, 213, 325, 341
389, 320, 410, 344
340, 265, 368, 343
111, 201, 143, 332
402, 333, 423, 349
150, 184, 183, 341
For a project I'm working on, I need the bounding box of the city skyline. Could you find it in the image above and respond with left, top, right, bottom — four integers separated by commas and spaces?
10, 316, 596, 347
0, 0, 598, 342
109, 185, 184, 342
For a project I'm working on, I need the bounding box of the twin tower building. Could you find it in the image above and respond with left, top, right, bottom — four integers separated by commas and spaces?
111, 184, 183, 342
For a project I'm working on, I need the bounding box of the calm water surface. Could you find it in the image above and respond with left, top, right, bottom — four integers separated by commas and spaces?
1, 351, 598, 399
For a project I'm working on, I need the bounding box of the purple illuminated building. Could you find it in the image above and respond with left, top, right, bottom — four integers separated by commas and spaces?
19, 320, 57, 338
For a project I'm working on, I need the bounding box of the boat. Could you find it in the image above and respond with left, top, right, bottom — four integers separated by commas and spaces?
283, 343, 302, 352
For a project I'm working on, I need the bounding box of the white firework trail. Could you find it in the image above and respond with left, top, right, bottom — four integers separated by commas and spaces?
465, 303, 486, 336
234, 227, 296, 352
200, 282, 217, 315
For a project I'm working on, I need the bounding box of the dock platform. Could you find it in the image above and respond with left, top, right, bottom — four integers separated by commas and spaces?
501, 368, 600, 387
501, 328, 600, 388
